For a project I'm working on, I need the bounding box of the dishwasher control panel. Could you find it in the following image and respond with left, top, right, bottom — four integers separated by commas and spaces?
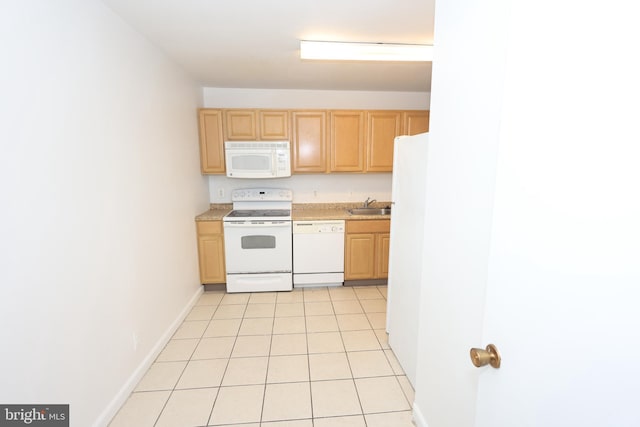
293, 220, 345, 234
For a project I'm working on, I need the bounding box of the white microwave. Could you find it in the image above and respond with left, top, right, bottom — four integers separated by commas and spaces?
224, 140, 291, 179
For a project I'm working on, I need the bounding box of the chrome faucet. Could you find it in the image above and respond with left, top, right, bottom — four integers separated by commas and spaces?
363, 197, 377, 208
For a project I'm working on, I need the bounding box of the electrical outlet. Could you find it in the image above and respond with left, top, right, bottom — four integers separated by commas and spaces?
217, 188, 224, 198
132, 332, 138, 351
313, 190, 317, 198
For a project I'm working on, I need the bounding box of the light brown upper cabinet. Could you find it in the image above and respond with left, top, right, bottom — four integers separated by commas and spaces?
291, 110, 328, 173
259, 110, 289, 140
198, 109, 225, 174
224, 109, 289, 140
403, 110, 430, 135
198, 108, 429, 175
225, 109, 257, 140
366, 111, 403, 172
330, 111, 366, 172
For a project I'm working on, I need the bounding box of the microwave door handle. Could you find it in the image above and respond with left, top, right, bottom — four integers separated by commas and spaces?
273, 151, 278, 171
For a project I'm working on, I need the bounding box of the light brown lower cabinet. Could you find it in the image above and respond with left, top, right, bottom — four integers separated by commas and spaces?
196, 221, 226, 284
376, 233, 390, 278
345, 220, 391, 280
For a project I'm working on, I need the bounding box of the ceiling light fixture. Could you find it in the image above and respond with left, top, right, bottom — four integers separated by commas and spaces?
300, 40, 433, 62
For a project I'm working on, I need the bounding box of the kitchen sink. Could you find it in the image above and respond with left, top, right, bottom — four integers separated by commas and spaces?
348, 208, 391, 216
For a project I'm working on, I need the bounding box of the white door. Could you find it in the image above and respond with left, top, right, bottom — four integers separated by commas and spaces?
413, 0, 640, 426
476, 1, 640, 425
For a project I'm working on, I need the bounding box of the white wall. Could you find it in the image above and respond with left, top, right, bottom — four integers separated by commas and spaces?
203, 87, 429, 203
203, 87, 430, 110
0, 1, 208, 426
209, 174, 393, 204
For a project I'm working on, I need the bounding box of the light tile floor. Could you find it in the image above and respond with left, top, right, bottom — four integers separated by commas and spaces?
109, 285, 416, 427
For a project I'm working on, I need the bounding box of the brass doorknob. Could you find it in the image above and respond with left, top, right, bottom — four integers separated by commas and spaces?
470, 344, 501, 368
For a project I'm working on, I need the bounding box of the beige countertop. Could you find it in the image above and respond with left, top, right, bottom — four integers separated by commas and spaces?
195, 204, 232, 221
195, 202, 391, 221
295, 202, 391, 221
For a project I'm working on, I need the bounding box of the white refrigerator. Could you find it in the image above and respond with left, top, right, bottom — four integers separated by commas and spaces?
386, 132, 429, 387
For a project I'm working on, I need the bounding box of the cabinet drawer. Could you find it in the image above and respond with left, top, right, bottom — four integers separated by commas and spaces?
346, 219, 390, 234
197, 221, 222, 234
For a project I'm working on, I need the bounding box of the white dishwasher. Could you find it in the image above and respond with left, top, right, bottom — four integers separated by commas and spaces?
293, 220, 345, 287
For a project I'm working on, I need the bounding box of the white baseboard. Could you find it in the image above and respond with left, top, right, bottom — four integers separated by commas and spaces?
413, 402, 428, 427
94, 286, 204, 427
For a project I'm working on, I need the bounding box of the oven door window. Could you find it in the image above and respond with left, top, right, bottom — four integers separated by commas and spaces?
241, 235, 276, 249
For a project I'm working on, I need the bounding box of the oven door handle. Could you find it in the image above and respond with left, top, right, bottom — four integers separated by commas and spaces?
224, 221, 291, 228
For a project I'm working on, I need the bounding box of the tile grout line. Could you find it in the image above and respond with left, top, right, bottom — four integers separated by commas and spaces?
302, 288, 316, 424
337, 293, 369, 422
150, 390, 171, 427
258, 300, 277, 425
204, 300, 248, 427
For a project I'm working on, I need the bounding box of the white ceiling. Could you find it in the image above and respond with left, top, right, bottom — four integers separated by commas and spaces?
102, 0, 435, 92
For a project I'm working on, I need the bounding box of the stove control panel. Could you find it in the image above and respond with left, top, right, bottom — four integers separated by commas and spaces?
231, 188, 293, 202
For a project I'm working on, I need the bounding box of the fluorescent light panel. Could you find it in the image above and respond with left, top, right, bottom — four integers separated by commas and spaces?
300, 40, 432, 62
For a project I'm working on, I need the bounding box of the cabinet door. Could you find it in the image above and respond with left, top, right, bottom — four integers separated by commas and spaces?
225, 110, 257, 140
376, 233, 391, 279
198, 109, 225, 174
403, 110, 430, 135
291, 111, 327, 173
197, 222, 226, 284
345, 233, 376, 280
367, 111, 403, 172
330, 111, 365, 172
259, 110, 289, 140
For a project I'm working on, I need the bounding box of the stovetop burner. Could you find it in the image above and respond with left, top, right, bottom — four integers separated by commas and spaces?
225, 209, 291, 218
225, 188, 293, 222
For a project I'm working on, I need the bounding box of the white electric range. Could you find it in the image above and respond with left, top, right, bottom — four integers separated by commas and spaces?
222, 188, 293, 293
